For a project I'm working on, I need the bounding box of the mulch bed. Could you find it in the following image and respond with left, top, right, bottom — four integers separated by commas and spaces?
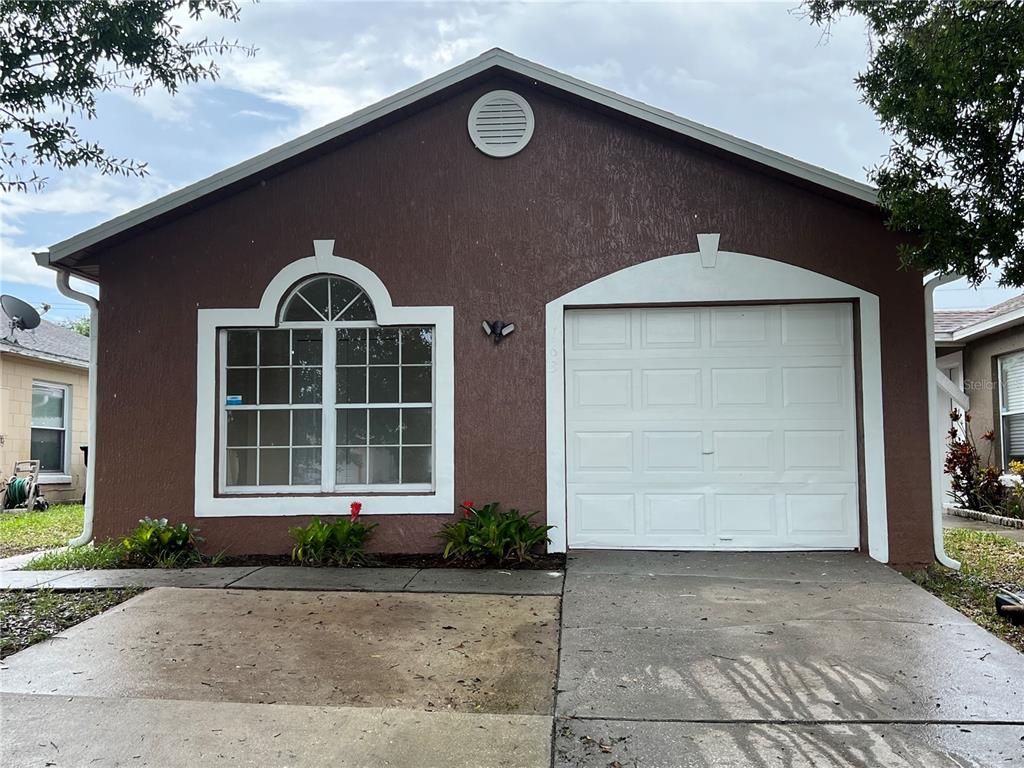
215, 552, 567, 570
0, 588, 143, 658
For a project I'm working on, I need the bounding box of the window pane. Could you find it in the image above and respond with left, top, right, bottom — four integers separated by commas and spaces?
1001, 353, 1024, 412
342, 293, 375, 321
226, 448, 256, 486
260, 330, 290, 366
259, 448, 289, 485
226, 331, 257, 366
401, 327, 433, 364
401, 409, 432, 445
31, 428, 64, 472
292, 367, 322, 404
292, 409, 322, 446
298, 278, 330, 319
369, 408, 400, 445
330, 278, 361, 319
226, 411, 257, 447
292, 329, 322, 366
226, 369, 256, 404
292, 448, 322, 485
369, 328, 399, 365
368, 367, 399, 403
401, 366, 431, 403
402, 447, 432, 484
259, 410, 290, 446
337, 447, 367, 484
259, 368, 289, 404
337, 329, 367, 365
337, 409, 367, 445
368, 446, 399, 484
337, 367, 367, 404
283, 294, 322, 322
31, 386, 65, 428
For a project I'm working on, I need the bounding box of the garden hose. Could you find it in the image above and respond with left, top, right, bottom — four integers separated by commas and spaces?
4, 476, 31, 508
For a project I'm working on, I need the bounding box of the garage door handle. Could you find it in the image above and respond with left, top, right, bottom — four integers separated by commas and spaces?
702, 450, 715, 455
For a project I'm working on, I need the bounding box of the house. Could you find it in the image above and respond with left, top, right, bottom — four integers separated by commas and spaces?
935, 295, 1024, 474
0, 305, 90, 503
34, 50, 943, 565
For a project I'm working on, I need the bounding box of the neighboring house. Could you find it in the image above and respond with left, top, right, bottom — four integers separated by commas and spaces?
35, 50, 940, 565
935, 295, 1024, 481
0, 306, 90, 503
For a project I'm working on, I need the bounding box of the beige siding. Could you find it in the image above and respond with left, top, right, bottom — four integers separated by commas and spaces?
0, 351, 89, 503
960, 326, 1024, 464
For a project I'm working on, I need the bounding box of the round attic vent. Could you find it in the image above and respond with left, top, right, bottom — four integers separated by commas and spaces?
468, 90, 535, 158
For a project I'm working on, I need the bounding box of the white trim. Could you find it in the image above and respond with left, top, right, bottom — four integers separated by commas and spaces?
195, 240, 454, 517
30, 379, 71, 476
545, 241, 889, 562
0, 346, 89, 369
44, 50, 875, 267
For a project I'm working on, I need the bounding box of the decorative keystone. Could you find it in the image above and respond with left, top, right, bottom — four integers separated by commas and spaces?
313, 239, 335, 267
697, 233, 720, 269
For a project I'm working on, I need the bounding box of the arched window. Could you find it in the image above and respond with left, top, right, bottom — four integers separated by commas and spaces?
220, 275, 434, 493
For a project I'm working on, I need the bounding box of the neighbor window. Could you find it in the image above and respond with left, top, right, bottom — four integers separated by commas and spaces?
220, 275, 433, 492
31, 382, 69, 475
1000, 352, 1024, 466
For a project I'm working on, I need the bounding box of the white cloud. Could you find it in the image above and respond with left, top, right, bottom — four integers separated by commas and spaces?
0, 235, 50, 288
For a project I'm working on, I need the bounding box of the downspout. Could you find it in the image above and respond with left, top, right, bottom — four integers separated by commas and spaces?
924, 272, 961, 570
37, 252, 98, 547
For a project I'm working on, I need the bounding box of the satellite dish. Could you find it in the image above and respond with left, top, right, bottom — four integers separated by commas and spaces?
1, 294, 42, 331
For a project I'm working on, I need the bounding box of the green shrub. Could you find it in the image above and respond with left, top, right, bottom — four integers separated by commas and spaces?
289, 505, 376, 566
121, 517, 204, 567
438, 501, 552, 565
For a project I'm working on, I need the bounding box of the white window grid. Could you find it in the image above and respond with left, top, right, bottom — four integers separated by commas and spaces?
30, 381, 70, 475
218, 277, 434, 495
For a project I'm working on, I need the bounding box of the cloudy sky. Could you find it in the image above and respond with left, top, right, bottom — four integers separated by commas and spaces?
0, 0, 1014, 323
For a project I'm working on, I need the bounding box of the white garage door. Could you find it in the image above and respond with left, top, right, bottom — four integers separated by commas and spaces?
565, 304, 859, 550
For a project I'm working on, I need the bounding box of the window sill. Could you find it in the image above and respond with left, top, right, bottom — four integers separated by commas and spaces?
38, 474, 72, 485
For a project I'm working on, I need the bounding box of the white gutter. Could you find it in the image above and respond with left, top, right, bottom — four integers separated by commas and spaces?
924, 272, 962, 570
44, 258, 98, 547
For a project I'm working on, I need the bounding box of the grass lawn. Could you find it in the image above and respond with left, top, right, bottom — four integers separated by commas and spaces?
910, 528, 1024, 653
0, 587, 143, 658
0, 504, 84, 557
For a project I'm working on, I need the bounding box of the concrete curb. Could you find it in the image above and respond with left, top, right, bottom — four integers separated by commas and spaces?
945, 505, 1024, 529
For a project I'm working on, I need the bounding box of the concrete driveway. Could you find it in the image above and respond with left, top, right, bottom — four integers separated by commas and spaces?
555, 551, 1024, 767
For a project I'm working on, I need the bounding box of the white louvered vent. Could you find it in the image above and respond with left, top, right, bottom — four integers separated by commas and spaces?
468, 90, 535, 158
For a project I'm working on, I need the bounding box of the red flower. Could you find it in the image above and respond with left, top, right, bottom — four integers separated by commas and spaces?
982, 430, 996, 442
461, 500, 474, 518
350, 501, 362, 521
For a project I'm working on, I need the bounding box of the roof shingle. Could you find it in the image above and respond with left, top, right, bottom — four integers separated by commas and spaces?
0, 306, 90, 365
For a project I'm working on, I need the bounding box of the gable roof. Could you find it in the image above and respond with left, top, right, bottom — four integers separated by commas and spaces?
0, 307, 90, 368
934, 293, 1024, 343
37, 48, 878, 279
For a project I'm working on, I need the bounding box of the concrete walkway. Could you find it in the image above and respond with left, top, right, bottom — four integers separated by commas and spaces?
0, 565, 564, 594
554, 551, 1024, 767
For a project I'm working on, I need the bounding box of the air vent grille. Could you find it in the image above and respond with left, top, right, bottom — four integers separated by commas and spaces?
468, 90, 535, 158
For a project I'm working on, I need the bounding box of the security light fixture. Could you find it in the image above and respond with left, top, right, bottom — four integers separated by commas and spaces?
481, 320, 516, 344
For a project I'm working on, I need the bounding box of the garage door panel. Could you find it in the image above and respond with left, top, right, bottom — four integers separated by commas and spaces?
641, 308, 701, 348
565, 304, 859, 551
642, 431, 703, 471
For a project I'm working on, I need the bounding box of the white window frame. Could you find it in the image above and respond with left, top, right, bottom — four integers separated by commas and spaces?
997, 350, 1024, 467
196, 240, 454, 517
218, 316, 435, 495
31, 380, 72, 482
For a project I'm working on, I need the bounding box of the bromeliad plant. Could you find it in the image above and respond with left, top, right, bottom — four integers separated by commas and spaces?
289, 502, 377, 566
438, 500, 553, 565
121, 517, 205, 567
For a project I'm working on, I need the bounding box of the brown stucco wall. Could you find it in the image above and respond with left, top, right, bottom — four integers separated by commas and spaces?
961, 326, 1024, 461
82, 75, 934, 565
